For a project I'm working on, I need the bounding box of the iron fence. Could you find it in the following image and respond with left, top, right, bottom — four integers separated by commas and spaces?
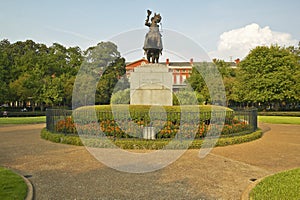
46, 107, 257, 139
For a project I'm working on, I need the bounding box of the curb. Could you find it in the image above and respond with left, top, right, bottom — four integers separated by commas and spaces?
1, 167, 34, 200
240, 174, 274, 200
21, 174, 34, 200
240, 123, 272, 200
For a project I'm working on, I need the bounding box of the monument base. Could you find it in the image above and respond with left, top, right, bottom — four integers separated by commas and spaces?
130, 64, 173, 106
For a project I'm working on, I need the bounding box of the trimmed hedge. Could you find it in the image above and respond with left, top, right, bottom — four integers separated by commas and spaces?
41, 128, 83, 146
258, 111, 300, 117
41, 128, 263, 149
73, 105, 234, 123
0, 111, 46, 117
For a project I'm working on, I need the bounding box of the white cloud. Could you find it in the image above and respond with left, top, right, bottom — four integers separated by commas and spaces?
209, 23, 298, 61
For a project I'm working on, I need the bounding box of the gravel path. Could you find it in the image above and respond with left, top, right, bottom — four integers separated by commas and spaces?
0, 123, 299, 200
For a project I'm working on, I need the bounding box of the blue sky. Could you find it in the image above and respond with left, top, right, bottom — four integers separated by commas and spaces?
1, 0, 299, 61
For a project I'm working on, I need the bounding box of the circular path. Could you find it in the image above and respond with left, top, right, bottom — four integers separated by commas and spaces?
0, 123, 299, 199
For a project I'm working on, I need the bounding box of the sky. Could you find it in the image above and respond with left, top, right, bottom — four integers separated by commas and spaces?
1, 0, 299, 61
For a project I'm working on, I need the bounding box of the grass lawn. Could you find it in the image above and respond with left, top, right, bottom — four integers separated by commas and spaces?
250, 168, 300, 200
258, 116, 300, 125
0, 116, 46, 125
0, 167, 27, 200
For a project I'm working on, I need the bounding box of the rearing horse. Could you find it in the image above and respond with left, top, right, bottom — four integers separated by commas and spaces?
143, 10, 163, 63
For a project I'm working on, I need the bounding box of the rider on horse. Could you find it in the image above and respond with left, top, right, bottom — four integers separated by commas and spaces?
143, 10, 163, 63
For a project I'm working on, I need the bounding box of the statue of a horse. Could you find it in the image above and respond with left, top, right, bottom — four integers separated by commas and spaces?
143, 10, 163, 63
145, 48, 162, 63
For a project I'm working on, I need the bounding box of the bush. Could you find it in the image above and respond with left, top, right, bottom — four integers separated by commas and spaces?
216, 129, 262, 146
173, 90, 205, 105
41, 128, 262, 149
110, 88, 130, 104
41, 128, 83, 146
73, 105, 234, 125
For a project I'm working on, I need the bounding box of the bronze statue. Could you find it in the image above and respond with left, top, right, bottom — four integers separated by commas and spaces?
143, 10, 163, 63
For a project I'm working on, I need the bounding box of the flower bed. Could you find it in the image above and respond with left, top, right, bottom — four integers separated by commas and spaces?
52, 105, 254, 139
55, 116, 251, 139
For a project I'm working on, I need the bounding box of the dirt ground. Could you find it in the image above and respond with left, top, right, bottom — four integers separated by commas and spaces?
0, 123, 299, 199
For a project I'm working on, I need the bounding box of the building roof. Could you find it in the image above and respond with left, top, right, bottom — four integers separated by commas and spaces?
125, 58, 238, 69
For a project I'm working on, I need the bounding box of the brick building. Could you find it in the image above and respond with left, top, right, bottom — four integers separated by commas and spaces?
125, 58, 194, 91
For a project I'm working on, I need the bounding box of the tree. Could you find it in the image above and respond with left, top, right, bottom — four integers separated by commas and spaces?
40, 76, 64, 108
235, 45, 300, 110
188, 61, 229, 106
213, 59, 237, 106
83, 41, 120, 76
96, 57, 126, 104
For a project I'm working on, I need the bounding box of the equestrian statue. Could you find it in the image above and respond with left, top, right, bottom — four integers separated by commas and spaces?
143, 10, 163, 63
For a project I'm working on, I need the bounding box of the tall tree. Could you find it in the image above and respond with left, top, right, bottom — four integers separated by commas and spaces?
73, 41, 123, 107
83, 41, 120, 75
235, 45, 300, 110
188, 61, 235, 105
96, 57, 126, 104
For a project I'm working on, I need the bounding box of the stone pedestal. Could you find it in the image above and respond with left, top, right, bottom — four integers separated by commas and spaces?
130, 64, 173, 106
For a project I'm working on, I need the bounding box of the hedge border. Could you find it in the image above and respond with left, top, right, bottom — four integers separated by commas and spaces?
258, 111, 300, 117
41, 128, 262, 149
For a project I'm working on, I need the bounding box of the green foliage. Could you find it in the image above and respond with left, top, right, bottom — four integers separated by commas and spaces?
83, 41, 120, 71
236, 45, 300, 109
173, 90, 204, 105
250, 168, 300, 200
215, 129, 262, 146
0, 167, 27, 200
187, 62, 211, 102
74, 105, 234, 124
0, 39, 83, 109
41, 128, 262, 149
0, 39, 127, 109
96, 57, 126, 104
188, 59, 236, 104
110, 88, 130, 104
41, 128, 83, 146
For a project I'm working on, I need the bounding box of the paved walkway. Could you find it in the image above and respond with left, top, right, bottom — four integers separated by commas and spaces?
0, 123, 299, 199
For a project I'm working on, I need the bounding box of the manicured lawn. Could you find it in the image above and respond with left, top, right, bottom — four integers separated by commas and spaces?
250, 168, 300, 200
0, 167, 27, 200
258, 116, 300, 125
0, 116, 46, 125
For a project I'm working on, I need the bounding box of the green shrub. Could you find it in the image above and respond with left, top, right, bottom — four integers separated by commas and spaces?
41, 128, 83, 146
173, 90, 205, 105
110, 88, 130, 104
216, 129, 262, 146
41, 128, 262, 149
